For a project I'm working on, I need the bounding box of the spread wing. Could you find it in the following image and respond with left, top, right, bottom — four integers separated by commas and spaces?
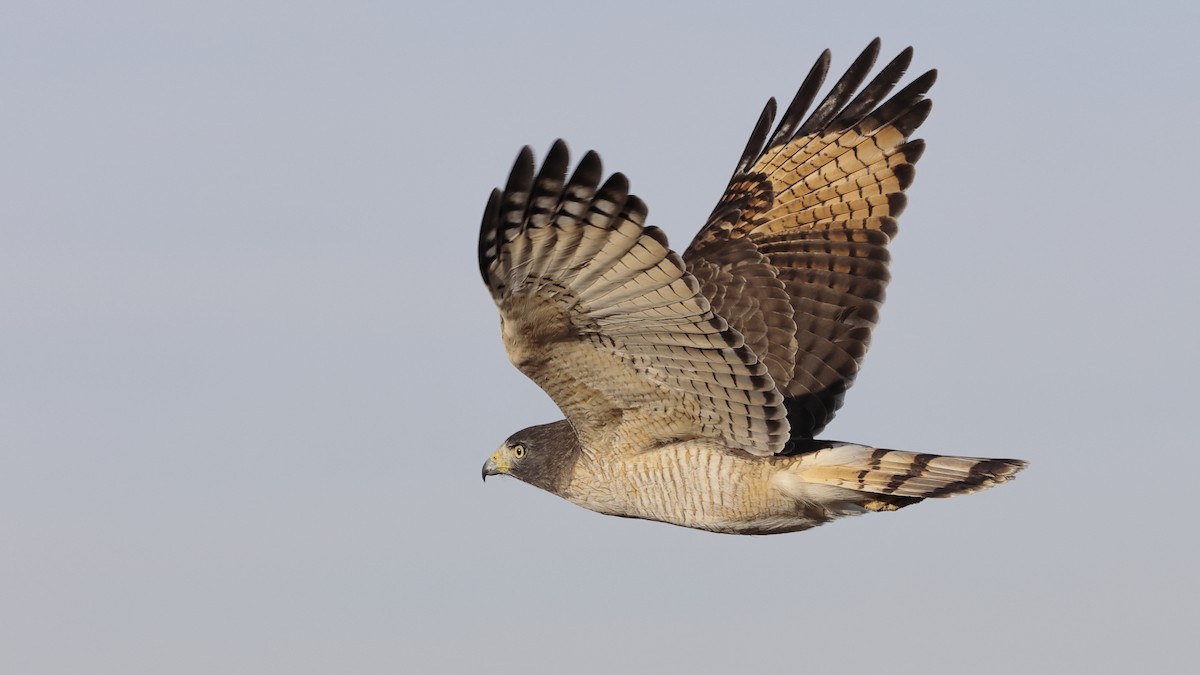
684, 39, 936, 439
479, 141, 788, 456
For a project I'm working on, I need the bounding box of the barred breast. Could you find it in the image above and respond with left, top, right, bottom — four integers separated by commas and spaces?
563, 443, 831, 535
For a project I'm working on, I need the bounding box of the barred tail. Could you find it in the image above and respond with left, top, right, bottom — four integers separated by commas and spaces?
773, 443, 1027, 513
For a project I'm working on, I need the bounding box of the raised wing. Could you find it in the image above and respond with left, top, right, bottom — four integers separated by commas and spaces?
684, 39, 935, 440
479, 141, 788, 455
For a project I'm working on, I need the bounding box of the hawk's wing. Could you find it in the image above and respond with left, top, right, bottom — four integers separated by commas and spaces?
684, 39, 935, 439
479, 141, 788, 456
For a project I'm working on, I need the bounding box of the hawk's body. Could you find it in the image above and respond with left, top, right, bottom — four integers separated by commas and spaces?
478, 41, 1026, 535
563, 433, 895, 535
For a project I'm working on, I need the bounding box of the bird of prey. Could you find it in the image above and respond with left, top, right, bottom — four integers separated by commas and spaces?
478, 40, 1026, 535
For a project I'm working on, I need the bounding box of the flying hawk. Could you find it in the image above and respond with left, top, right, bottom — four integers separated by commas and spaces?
478, 40, 1026, 535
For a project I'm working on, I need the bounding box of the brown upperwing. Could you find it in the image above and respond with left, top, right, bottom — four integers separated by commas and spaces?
683, 39, 936, 440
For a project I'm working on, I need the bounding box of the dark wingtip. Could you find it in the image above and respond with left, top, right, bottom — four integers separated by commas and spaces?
542, 139, 570, 175
515, 145, 535, 168
813, 48, 832, 77
860, 37, 883, 66
506, 146, 536, 192
734, 97, 778, 176
603, 171, 630, 196
642, 224, 670, 248
794, 39, 882, 137
538, 141, 571, 181
899, 138, 926, 164
893, 98, 934, 136
569, 150, 603, 193
477, 187, 503, 283
622, 193, 649, 224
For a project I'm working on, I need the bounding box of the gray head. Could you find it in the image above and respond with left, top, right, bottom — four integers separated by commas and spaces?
482, 419, 580, 494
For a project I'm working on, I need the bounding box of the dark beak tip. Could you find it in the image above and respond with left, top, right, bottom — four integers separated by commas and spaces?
482, 457, 499, 482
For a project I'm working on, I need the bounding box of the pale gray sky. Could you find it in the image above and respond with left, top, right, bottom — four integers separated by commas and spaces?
3, 1, 1197, 673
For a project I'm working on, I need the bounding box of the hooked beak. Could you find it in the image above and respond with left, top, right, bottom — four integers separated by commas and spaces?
482, 457, 499, 482
483, 445, 512, 482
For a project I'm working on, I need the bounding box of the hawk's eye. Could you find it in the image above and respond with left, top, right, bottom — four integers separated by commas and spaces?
513, 444, 526, 459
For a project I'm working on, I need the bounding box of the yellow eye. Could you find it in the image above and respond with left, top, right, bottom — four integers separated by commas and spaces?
513, 444, 526, 459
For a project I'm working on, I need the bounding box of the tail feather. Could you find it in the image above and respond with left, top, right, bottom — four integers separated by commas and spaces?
779, 443, 1026, 511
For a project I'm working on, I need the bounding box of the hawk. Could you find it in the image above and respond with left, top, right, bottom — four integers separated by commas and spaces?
478, 40, 1026, 535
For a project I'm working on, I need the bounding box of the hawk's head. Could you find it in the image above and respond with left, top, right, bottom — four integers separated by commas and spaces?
482, 420, 580, 494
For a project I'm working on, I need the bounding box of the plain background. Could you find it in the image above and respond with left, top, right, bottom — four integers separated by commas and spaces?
3, 1, 1197, 673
